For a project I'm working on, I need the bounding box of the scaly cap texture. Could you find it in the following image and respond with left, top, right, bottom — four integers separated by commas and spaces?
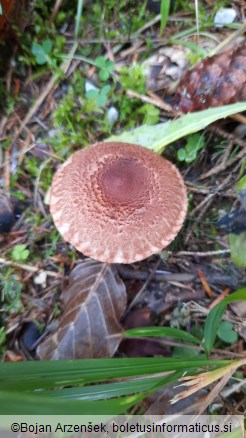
50, 142, 187, 263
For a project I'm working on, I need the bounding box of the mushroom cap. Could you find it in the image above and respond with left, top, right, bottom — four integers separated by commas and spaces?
50, 142, 187, 264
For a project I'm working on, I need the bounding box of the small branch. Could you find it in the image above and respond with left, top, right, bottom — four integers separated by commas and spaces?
0, 258, 60, 277
126, 89, 179, 114
9, 42, 78, 147
168, 249, 231, 257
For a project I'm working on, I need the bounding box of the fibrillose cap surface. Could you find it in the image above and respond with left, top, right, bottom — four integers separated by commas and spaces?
50, 142, 188, 263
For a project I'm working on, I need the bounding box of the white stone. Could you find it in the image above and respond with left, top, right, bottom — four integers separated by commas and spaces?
107, 106, 119, 125
214, 8, 237, 28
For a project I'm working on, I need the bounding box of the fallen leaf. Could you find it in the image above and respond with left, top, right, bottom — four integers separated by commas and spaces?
145, 384, 208, 415
37, 259, 127, 359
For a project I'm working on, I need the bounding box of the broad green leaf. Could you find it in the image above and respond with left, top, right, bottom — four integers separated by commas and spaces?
0, 357, 230, 392
203, 302, 227, 356
107, 102, 246, 154
229, 232, 246, 268
31, 40, 52, 65
42, 39, 52, 54
203, 288, 246, 355
86, 89, 98, 99
223, 288, 246, 303
99, 70, 109, 81
101, 85, 111, 95
217, 321, 238, 344
95, 56, 107, 68
125, 326, 201, 345
11, 244, 29, 261
96, 94, 107, 106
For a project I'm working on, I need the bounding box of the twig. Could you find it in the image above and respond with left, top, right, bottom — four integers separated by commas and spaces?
184, 195, 214, 243
230, 113, 246, 124
9, 42, 78, 147
34, 158, 52, 209
200, 136, 245, 180
189, 193, 214, 217
208, 287, 231, 309
49, 0, 63, 25
210, 126, 246, 149
126, 89, 179, 113
4, 149, 10, 192
117, 265, 195, 282
124, 258, 162, 315
136, 14, 161, 35
186, 163, 240, 242
186, 182, 237, 198
0, 258, 60, 277
208, 21, 246, 57
168, 249, 231, 257
0, 143, 63, 169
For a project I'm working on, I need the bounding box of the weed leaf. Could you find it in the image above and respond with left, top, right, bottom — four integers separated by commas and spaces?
217, 321, 238, 344
31, 40, 52, 65
107, 102, 246, 154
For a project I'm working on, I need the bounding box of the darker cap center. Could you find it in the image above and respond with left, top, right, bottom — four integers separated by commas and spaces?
99, 157, 149, 205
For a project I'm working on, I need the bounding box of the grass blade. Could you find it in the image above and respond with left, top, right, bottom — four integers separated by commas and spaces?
160, 0, 170, 34
0, 357, 230, 391
0, 390, 142, 415
38, 376, 167, 401
125, 327, 201, 345
75, 0, 83, 40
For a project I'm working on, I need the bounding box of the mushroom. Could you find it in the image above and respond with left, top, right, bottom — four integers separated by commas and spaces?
50, 142, 187, 263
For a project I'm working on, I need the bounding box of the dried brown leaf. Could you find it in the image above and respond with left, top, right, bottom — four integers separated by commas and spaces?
37, 259, 127, 359
144, 384, 208, 415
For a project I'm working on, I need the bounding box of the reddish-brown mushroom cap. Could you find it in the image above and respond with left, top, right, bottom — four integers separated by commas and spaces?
50, 142, 187, 263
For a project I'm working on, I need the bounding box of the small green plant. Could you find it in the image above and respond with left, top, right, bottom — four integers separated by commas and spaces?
31, 39, 52, 65
86, 84, 111, 107
95, 56, 115, 81
119, 63, 146, 94
138, 103, 160, 125
177, 133, 205, 163
0, 268, 23, 314
11, 244, 30, 261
